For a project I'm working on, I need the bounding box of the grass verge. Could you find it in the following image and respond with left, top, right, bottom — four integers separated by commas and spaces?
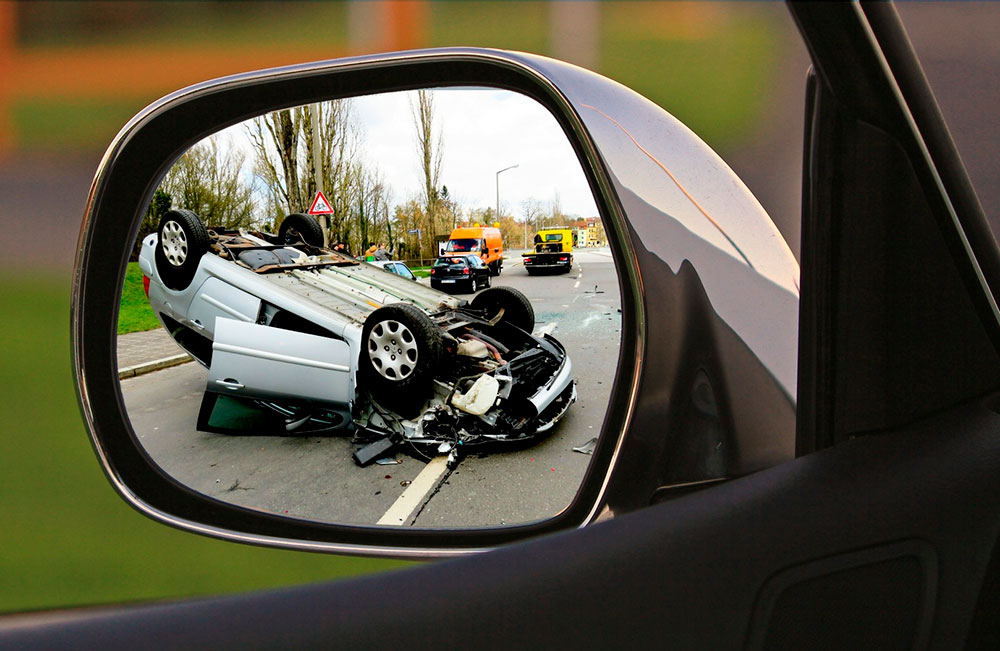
118, 262, 161, 335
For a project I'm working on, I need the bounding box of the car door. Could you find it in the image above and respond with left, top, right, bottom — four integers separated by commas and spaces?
206, 318, 354, 409
5, 3, 1000, 649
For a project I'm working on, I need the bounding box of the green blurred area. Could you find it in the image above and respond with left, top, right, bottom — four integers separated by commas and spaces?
17, 2, 349, 51
600, 15, 776, 147
12, 3, 780, 152
13, 97, 149, 153
118, 262, 159, 335
0, 272, 408, 613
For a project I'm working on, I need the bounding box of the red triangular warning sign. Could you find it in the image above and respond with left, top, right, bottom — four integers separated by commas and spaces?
308, 191, 334, 215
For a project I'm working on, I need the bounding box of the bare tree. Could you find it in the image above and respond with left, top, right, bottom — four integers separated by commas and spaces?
521, 198, 544, 248
247, 108, 304, 215
247, 100, 359, 235
160, 136, 256, 229
412, 89, 444, 256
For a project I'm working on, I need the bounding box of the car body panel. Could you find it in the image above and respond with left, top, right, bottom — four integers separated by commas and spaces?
208, 318, 354, 408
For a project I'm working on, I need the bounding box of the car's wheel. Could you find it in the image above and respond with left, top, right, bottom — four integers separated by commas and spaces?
470, 277, 478, 293
525, 268, 536, 276
484, 273, 492, 289
154, 209, 209, 291
470, 286, 535, 332
278, 213, 324, 247
360, 303, 443, 415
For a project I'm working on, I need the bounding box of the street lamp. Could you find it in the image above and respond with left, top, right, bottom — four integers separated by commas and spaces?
495, 163, 519, 228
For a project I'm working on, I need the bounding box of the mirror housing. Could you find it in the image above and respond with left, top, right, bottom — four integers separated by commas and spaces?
75, 48, 798, 556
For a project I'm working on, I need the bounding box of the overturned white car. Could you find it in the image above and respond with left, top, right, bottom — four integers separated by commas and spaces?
138, 210, 576, 466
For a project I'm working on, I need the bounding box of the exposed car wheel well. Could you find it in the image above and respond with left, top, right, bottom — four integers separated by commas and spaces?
267, 310, 336, 339
159, 314, 213, 366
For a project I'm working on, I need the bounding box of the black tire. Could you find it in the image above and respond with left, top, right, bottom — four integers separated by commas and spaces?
488, 261, 500, 276
154, 209, 209, 291
470, 286, 535, 332
278, 213, 324, 247
484, 273, 492, 289
525, 268, 536, 276
360, 303, 443, 416
469, 277, 478, 294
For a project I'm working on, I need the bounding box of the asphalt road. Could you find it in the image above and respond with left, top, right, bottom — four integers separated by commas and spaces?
120, 248, 622, 528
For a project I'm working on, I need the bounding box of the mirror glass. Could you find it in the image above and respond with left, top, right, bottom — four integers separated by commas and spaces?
117, 87, 621, 528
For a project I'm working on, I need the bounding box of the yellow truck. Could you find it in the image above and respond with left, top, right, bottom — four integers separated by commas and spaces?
522, 228, 574, 275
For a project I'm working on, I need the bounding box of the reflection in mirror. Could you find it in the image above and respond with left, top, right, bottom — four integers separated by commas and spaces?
117, 87, 621, 528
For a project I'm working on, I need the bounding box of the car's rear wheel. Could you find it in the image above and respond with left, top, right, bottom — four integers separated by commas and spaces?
155, 209, 209, 291
360, 303, 443, 416
278, 213, 325, 247
469, 277, 478, 293
470, 286, 535, 332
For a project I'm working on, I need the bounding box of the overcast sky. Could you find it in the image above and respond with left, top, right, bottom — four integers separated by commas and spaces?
353, 88, 599, 218
213, 87, 599, 220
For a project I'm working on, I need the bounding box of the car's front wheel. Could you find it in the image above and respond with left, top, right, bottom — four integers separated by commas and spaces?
360, 303, 443, 416
154, 209, 209, 291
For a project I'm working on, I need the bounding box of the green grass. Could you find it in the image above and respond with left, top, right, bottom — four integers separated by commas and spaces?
0, 271, 408, 613
118, 262, 161, 335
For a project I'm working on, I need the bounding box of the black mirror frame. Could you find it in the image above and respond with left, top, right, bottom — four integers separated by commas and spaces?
72, 49, 644, 556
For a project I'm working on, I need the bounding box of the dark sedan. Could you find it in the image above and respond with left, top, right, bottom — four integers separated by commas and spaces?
429, 254, 492, 294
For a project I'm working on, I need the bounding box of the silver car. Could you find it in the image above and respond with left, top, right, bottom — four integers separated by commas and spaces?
139, 210, 575, 466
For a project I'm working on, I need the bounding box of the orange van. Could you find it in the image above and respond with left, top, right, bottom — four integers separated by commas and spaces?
443, 225, 504, 275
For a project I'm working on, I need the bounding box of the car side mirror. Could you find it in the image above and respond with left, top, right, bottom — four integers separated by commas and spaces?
74, 48, 798, 556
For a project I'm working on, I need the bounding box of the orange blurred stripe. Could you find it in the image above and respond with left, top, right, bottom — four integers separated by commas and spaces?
385, 1, 428, 51
0, 1, 15, 150
10, 45, 350, 98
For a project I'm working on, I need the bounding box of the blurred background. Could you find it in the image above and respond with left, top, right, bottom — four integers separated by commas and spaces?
0, 1, 996, 613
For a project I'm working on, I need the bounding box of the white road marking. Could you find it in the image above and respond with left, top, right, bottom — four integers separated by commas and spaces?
534, 322, 558, 337
574, 280, 581, 289
377, 456, 449, 526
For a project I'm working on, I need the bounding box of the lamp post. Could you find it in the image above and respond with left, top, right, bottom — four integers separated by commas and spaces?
495, 163, 519, 232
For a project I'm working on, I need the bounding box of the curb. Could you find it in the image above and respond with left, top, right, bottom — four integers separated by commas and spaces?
118, 353, 192, 380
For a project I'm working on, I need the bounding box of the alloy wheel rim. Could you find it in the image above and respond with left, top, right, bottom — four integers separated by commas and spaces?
368, 319, 418, 381
161, 220, 188, 267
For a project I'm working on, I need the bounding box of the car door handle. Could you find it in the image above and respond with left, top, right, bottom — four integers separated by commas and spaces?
215, 378, 244, 390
